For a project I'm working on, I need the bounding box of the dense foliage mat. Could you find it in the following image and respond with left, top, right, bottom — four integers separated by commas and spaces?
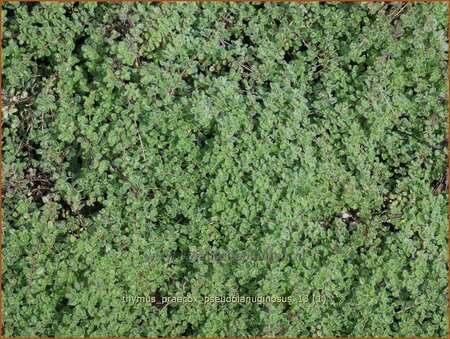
2, 2, 449, 337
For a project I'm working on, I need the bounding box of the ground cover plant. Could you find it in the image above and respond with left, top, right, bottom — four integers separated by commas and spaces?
1, 1, 449, 337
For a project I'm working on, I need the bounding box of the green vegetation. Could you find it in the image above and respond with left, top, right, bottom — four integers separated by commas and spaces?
2, 2, 448, 337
